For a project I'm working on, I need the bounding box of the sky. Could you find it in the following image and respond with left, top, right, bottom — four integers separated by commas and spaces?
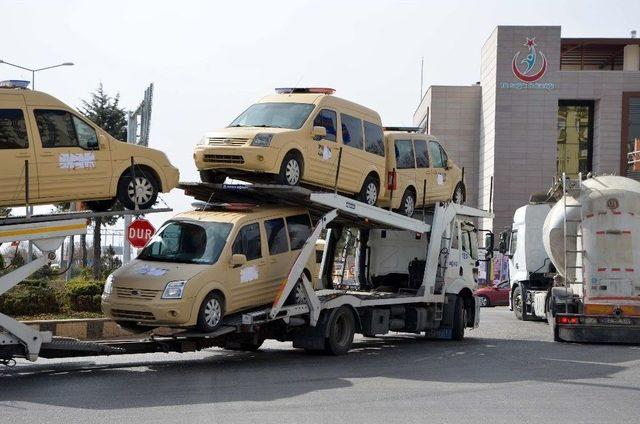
2, 0, 639, 234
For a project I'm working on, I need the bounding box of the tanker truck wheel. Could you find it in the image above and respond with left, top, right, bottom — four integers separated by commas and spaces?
512, 285, 524, 321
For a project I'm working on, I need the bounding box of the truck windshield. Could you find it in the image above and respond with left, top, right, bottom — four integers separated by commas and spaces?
229, 102, 315, 129
138, 221, 232, 265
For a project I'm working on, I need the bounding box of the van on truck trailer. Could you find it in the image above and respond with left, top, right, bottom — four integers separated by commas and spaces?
0, 183, 493, 362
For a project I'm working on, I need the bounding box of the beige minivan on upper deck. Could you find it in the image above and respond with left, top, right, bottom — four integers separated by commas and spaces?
102, 205, 319, 332
193, 88, 387, 205
0, 81, 179, 211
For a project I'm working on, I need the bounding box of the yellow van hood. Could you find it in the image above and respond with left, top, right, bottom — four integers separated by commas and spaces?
111, 259, 208, 290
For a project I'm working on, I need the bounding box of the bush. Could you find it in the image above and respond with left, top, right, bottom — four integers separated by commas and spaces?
63, 277, 105, 312
0, 280, 61, 316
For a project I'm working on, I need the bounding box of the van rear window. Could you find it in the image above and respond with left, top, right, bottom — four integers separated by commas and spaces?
394, 139, 415, 169
364, 121, 384, 157
0, 109, 28, 149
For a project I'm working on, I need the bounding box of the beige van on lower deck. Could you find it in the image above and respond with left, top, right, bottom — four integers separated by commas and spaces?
101, 205, 318, 331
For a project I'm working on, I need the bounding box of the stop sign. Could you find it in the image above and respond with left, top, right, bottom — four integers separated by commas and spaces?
127, 218, 156, 249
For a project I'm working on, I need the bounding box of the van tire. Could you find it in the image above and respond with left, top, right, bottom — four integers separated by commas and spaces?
324, 306, 355, 355
199, 170, 226, 184
399, 188, 416, 217
85, 199, 116, 212
117, 171, 159, 210
358, 174, 379, 206
196, 292, 225, 332
276, 152, 303, 186
451, 296, 466, 341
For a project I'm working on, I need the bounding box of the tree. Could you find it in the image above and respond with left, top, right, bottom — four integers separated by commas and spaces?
79, 84, 127, 278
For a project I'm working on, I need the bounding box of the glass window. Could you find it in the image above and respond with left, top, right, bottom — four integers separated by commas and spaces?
35, 109, 78, 148
364, 121, 384, 156
286, 214, 312, 250
312, 109, 337, 142
394, 139, 415, 169
509, 231, 518, 256
414, 139, 429, 168
498, 281, 509, 289
72, 116, 98, 150
428, 140, 445, 168
451, 222, 459, 249
469, 230, 478, 260
461, 230, 470, 253
0, 109, 28, 149
138, 221, 232, 265
265, 218, 289, 255
340, 114, 363, 149
232, 223, 262, 261
229, 102, 315, 130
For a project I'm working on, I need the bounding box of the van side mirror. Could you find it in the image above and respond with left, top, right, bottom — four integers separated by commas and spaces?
312, 126, 327, 141
498, 231, 509, 255
230, 253, 247, 268
484, 232, 494, 258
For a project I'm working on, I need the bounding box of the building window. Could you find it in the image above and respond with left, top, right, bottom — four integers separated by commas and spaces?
557, 100, 593, 179
340, 114, 363, 149
624, 94, 640, 177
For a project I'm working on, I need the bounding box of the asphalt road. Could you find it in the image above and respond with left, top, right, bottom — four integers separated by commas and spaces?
2, 307, 640, 424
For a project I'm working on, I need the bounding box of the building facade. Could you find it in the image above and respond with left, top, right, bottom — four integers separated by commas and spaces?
414, 26, 640, 232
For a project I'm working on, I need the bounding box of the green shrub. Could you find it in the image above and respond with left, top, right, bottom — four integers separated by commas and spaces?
0, 279, 61, 316
63, 277, 105, 312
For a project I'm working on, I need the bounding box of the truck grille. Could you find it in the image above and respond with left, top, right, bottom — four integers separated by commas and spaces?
111, 309, 156, 321
203, 154, 245, 164
116, 287, 160, 301
207, 137, 249, 146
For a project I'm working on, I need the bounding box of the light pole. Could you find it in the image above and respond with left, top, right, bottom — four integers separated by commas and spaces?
0, 59, 74, 89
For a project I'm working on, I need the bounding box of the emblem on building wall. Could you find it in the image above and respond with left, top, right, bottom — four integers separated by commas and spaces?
511, 37, 548, 82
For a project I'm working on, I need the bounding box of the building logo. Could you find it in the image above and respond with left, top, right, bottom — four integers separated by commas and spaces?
511, 37, 547, 82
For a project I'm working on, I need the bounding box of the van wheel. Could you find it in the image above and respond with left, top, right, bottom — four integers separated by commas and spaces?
196, 292, 225, 332
84, 199, 116, 212
451, 296, 466, 340
512, 286, 524, 320
358, 174, 379, 206
277, 152, 302, 186
199, 170, 226, 184
118, 171, 159, 210
324, 306, 355, 355
452, 183, 465, 204
399, 189, 416, 217
286, 279, 309, 305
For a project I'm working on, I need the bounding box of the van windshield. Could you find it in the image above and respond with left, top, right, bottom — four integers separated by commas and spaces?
138, 221, 233, 265
229, 102, 315, 129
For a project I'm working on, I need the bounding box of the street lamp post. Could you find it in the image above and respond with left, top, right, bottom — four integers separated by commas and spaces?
0, 59, 74, 264
0, 59, 74, 89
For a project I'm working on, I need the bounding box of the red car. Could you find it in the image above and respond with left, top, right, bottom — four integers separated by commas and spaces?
475, 281, 510, 307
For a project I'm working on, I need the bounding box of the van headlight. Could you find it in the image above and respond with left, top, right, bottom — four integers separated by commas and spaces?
103, 274, 114, 295
251, 133, 273, 147
162, 280, 187, 299
196, 137, 207, 146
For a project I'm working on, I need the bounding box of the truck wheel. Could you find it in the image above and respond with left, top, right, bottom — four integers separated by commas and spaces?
117, 172, 159, 210
199, 170, 226, 184
196, 292, 225, 332
324, 306, 355, 355
399, 189, 416, 217
451, 296, 466, 341
512, 286, 524, 320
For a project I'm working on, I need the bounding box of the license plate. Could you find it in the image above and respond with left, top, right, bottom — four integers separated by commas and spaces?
601, 317, 632, 325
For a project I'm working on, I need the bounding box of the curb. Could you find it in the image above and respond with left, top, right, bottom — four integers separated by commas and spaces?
22, 318, 133, 340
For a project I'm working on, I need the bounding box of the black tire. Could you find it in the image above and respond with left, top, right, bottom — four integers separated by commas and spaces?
452, 183, 465, 204
398, 189, 416, 217
324, 306, 355, 355
199, 170, 226, 184
117, 170, 159, 210
276, 152, 303, 186
196, 292, 225, 332
451, 296, 466, 341
84, 198, 116, 212
358, 174, 379, 206
512, 285, 524, 320
478, 295, 490, 308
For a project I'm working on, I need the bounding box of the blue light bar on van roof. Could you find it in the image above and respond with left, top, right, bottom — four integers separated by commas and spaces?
275, 87, 335, 95
0, 80, 30, 89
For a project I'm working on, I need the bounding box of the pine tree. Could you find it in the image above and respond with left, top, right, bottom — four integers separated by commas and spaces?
79, 84, 127, 278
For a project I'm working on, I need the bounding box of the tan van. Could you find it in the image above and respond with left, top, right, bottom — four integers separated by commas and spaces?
380, 130, 465, 216
101, 205, 318, 331
193, 88, 386, 205
0, 81, 179, 211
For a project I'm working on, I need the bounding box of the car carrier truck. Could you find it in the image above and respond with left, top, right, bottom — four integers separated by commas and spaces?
0, 183, 493, 363
501, 174, 640, 343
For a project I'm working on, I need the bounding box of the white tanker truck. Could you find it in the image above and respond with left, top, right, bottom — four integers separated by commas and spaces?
500, 174, 640, 343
